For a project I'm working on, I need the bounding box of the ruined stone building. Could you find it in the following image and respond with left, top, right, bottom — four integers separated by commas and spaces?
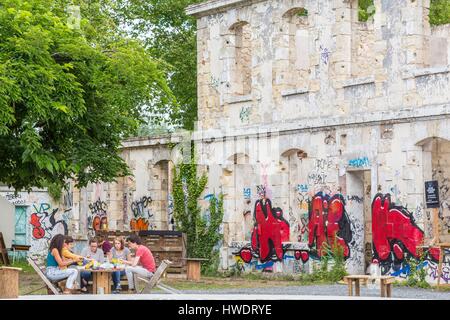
1, 0, 449, 284
184, 0, 450, 282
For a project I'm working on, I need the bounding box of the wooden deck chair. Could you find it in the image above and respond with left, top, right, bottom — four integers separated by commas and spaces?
26, 257, 62, 295
136, 260, 181, 294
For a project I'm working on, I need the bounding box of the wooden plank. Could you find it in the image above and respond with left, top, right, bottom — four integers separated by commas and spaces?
26, 257, 60, 295
0, 268, 20, 299
0, 232, 10, 266
344, 275, 370, 280
386, 284, 392, 298
186, 260, 201, 281
355, 279, 360, 296
347, 280, 353, 296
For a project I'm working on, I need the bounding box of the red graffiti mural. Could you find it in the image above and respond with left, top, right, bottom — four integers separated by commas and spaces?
308, 192, 352, 259
250, 199, 290, 262
30, 203, 68, 240
372, 193, 440, 274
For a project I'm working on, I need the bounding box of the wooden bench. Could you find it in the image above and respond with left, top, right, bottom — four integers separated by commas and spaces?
26, 257, 63, 295
136, 260, 180, 294
11, 244, 31, 264
344, 275, 395, 298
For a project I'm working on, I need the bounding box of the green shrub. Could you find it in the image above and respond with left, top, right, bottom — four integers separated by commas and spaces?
358, 0, 376, 22
405, 251, 430, 289
430, 0, 450, 25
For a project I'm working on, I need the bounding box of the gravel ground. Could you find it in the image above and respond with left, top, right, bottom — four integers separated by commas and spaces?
180, 284, 450, 300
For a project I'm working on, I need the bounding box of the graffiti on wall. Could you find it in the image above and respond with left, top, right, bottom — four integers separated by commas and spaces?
239, 107, 251, 123
30, 203, 68, 241
308, 158, 333, 186
296, 184, 310, 211
130, 196, 154, 231
348, 157, 370, 168
243, 188, 251, 200
5, 193, 26, 205
308, 192, 352, 259
251, 198, 290, 262
319, 45, 330, 65
232, 241, 310, 273
88, 199, 108, 233
371, 193, 441, 275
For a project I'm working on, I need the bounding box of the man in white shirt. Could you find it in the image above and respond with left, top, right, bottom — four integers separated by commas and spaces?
79, 238, 105, 292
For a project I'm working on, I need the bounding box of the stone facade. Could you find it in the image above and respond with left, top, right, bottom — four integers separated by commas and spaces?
186, 0, 450, 282
2, 0, 449, 284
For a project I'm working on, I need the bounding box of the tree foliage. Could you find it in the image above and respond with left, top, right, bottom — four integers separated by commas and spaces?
0, 0, 173, 191
113, 0, 202, 131
358, 0, 376, 22
430, 0, 450, 25
172, 154, 224, 271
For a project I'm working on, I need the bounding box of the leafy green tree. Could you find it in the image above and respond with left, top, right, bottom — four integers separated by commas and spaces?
172, 154, 224, 272
114, 0, 202, 131
0, 0, 173, 192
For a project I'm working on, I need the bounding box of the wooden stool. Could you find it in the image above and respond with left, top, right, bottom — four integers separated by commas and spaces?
378, 276, 395, 298
344, 275, 395, 298
182, 258, 208, 281
344, 275, 369, 296
0, 267, 22, 299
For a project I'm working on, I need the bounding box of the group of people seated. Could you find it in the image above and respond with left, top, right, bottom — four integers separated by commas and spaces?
45, 233, 156, 294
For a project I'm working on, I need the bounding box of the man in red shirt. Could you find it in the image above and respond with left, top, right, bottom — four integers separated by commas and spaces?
120, 234, 156, 293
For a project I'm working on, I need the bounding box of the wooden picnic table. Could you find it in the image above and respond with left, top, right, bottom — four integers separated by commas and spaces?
181, 258, 208, 281
78, 267, 124, 294
344, 275, 395, 298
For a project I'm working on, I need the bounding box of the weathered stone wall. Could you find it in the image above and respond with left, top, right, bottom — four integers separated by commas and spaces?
187, 0, 450, 282
0, 188, 69, 256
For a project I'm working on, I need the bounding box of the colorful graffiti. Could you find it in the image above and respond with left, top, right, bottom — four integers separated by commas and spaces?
243, 188, 251, 200
30, 203, 68, 240
130, 196, 153, 231
251, 198, 290, 262
88, 199, 108, 232
308, 192, 352, 259
232, 242, 310, 273
371, 193, 440, 274
348, 156, 370, 168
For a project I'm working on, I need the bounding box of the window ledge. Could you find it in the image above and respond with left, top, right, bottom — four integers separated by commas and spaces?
281, 87, 309, 97
342, 75, 375, 88
224, 94, 259, 105
402, 65, 450, 79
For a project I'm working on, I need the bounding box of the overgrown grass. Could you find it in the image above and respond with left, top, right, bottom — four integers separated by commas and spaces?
10, 258, 34, 274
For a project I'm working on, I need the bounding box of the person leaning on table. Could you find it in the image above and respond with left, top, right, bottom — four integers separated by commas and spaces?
62, 236, 83, 267
45, 234, 79, 294
79, 237, 105, 293
120, 234, 156, 293
107, 236, 132, 293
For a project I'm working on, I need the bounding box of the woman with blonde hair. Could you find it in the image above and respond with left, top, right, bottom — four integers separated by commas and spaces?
108, 236, 132, 293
